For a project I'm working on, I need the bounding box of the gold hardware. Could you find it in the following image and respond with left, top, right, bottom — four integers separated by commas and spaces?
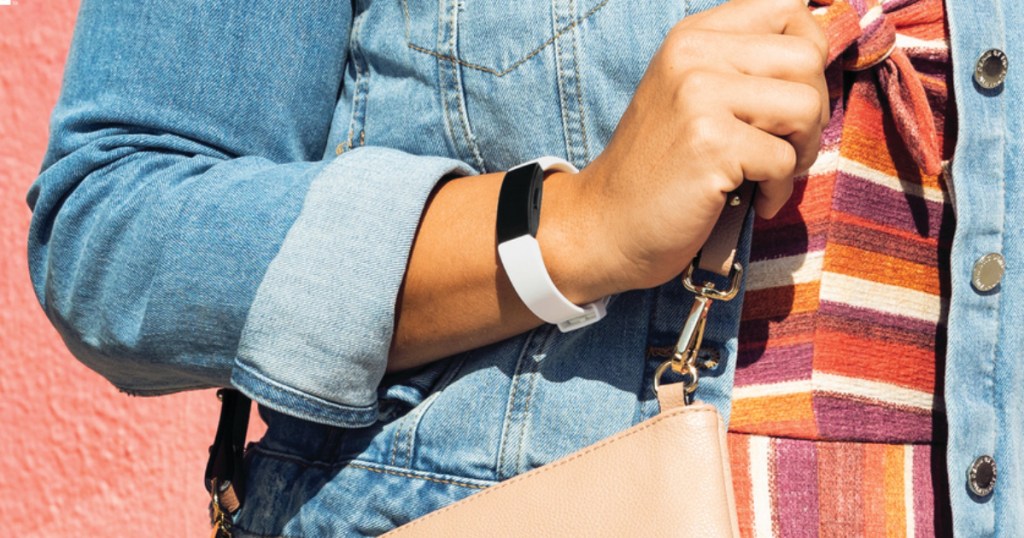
654, 260, 744, 400
210, 479, 233, 538
653, 358, 699, 397
682, 261, 743, 301
653, 294, 711, 397
698, 349, 720, 371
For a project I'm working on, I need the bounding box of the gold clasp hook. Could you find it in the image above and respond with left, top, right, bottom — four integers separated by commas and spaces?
654, 260, 744, 400
683, 261, 744, 301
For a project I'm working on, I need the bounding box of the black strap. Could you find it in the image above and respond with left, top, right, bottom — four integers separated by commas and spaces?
496, 162, 545, 243
204, 388, 252, 514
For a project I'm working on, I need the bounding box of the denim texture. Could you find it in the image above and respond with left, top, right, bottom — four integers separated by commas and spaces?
26, 0, 1022, 535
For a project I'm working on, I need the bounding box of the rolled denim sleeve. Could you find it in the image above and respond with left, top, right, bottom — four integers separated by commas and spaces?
26, 0, 472, 427
232, 150, 472, 427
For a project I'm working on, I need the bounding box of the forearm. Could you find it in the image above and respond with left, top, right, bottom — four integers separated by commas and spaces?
389, 169, 620, 371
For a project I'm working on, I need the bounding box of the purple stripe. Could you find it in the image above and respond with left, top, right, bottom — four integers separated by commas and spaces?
813, 395, 933, 443
740, 311, 816, 343
817, 301, 947, 336
735, 341, 814, 385
773, 439, 821, 536
912, 55, 952, 79
750, 225, 828, 261
912, 446, 936, 537
831, 172, 954, 237
822, 97, 846, 147
829, 219, 951, 267
817, 305, 946, 350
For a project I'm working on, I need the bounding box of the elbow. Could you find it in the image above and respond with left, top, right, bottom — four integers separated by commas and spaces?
26, 152, 229, 395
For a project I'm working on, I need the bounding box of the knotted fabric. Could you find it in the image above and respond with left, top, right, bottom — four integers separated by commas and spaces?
813, 0, 943, 175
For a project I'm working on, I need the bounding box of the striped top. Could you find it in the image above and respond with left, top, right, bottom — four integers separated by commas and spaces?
728, 0, 955, 535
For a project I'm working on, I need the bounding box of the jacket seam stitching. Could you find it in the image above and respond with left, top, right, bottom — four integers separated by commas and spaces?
513, 358, 542, 474
569, 1, 591, 162
404, 0, 611, 77
348, 462, 489, 490
247, 445, 495, 490
496, 332, 536, 479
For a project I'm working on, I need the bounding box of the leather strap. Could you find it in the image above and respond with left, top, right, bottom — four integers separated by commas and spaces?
204, 389, 251, 514
696, 182, 756, 277
656, 381, 689, 411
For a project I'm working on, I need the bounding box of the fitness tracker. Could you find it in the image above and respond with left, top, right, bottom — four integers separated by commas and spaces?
496, 157, 609, 332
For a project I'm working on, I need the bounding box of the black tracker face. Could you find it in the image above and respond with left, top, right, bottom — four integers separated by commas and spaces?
496, 163, 544, 243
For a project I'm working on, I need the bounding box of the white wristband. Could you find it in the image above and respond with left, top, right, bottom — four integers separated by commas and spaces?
496, 157, 609, 332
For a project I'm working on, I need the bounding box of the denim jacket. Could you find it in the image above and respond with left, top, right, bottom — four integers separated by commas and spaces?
27, 0, 1022, 536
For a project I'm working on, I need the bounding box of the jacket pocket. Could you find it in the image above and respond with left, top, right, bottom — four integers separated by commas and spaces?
402, 0, 612, 76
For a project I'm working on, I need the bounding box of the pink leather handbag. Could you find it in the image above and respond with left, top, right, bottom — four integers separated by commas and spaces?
383, 386, 740, 537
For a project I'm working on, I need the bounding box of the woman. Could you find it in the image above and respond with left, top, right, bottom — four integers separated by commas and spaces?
27, 0, 1020, 535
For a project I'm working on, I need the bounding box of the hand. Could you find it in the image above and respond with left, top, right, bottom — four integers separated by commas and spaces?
565, 0, 829, 294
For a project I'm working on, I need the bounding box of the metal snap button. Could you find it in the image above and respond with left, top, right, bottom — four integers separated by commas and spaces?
968, 455, 997, 497
972, 253, 1005, 292
975, 49, 1008, 90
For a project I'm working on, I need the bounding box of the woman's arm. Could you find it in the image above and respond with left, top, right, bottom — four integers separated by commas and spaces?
27, 0, 473, 428
29, 0, 827, 427
389, 0, 830, 370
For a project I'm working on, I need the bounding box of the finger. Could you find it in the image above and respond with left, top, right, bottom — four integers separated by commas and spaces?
678, 0, 828, 62
666, 31, 829, 126
730, 119, 798, 182
754, 174, 795, 219
728, 121, 798, 218
723, 73, 824, 172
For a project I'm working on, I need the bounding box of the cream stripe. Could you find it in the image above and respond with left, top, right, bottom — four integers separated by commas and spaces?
733, 380, 812, 400
905, 445, 916, 538
838, 156, 947, 204
749, 436, 775, 538
860, 5, 884, 29
747, 251, 824, 291
806, 149, 839, 178
814, 372, 934, 410
732, 374, 933, 411
819, 272, 943, 322
896, 33, 948, 53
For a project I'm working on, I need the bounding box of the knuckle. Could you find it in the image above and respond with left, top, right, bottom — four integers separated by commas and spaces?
774, 141, 799, 177
688, 115, 725, 154
797, 39, 827, 72
815, 34, 830, 63
795, 85, 824, 124
799, 137, 823, 170
667, 29, 702, 56
717, 173, 744, 194
676, 69, 716, 98
779, 0, 806, 16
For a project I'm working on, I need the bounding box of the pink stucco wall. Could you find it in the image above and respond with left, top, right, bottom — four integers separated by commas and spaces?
0, 4, 263, 536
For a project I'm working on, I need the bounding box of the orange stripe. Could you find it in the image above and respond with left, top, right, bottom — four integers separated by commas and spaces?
730, 393, 819, 438
884, 445, 908, 536
833, 211, 945, 248
818, 442, 866, 537
823, 243, 942, 295
728, 434, 756, 538
756, 172, 838, 231
742, 282, 821, 320
840, 118, 945, 191
862, 444, 889, 535
815, 330, 938, 394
